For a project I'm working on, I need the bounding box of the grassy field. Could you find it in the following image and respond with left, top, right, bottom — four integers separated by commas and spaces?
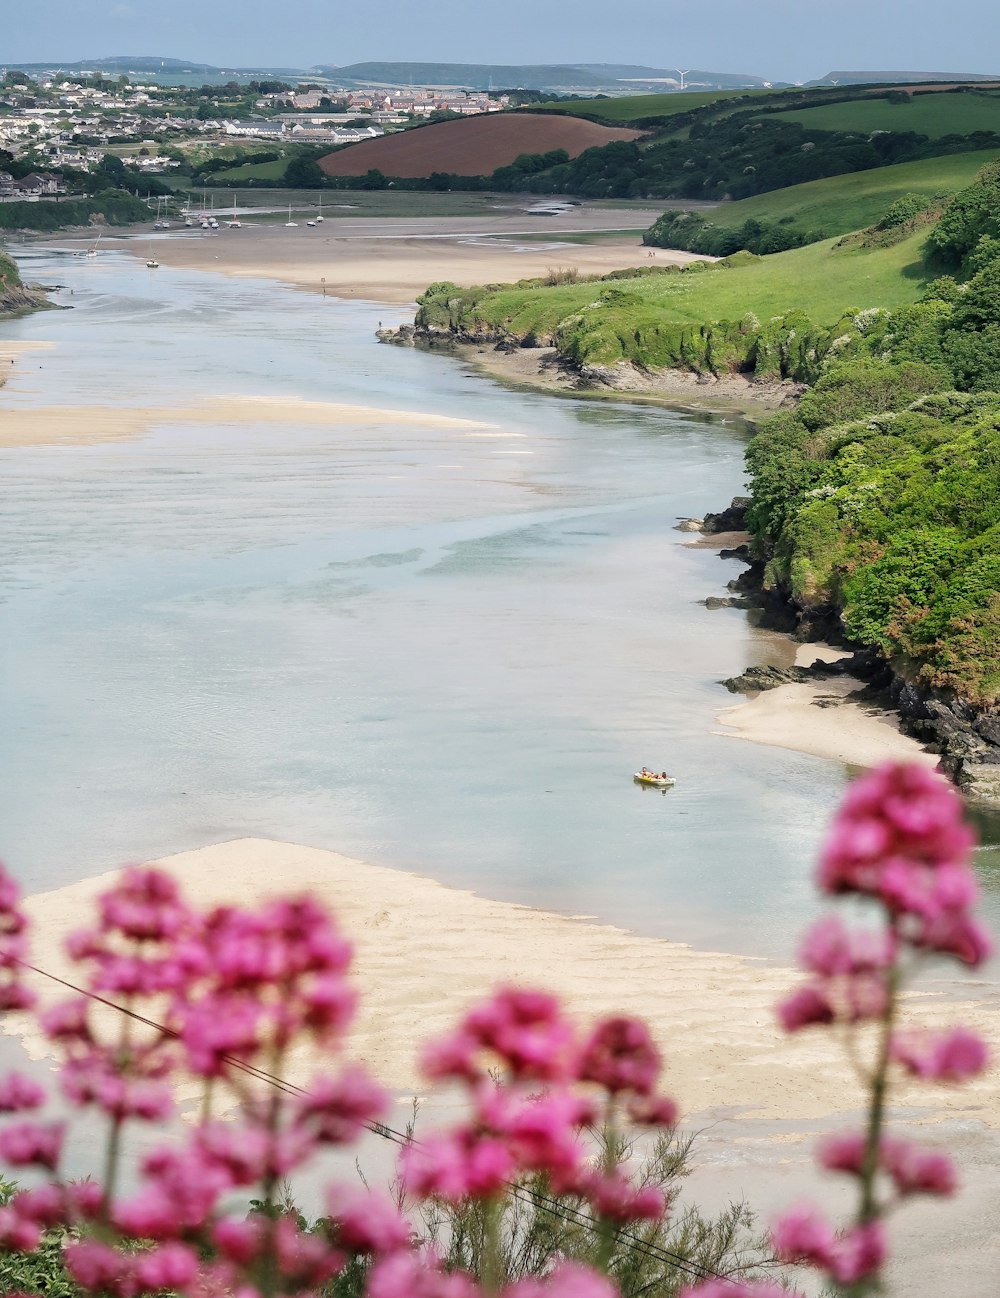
701, 149, 1000, 237
213, 158, 288, 182
465, 227, 933, 337
760, 91, 1000, 139
533, 89, 771, 121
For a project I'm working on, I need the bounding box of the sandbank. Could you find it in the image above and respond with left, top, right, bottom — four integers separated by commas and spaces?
715, 643, 938, 769
0, 393, 496, 449
8, 839, 997, 1126
56, 206, 700, 305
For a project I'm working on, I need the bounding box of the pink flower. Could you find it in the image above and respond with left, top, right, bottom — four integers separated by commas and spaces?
367, 1252, 482, 1298
627, 1094, 679, 1127
891, 1027, 988, 1081
479, 1088, 593, 1187
272, 1214, 342, 1289
212, 1216, 262, 1265
881, 1138, 956, 1196
40, 997, 93, 1044
10, 1184, 65, 1228
0, 1206, 42, 1253
581, 1170, 666, 1223
0, 982, 34, 1012
577, 1016, 661, 1096
327, 1188, 411, 1255
771, 1205, 836, 1267
64, 1240, 135, 1295
293, 1066, 387, 1144
134, 1242, 201, 1291
0, 1119, 64, 1170
504, 1260, 619, 1298
401, 1130, 515, 1201
0, 1073, 46, 1113
776, 984, 834, 1032
817, 1131, 867, 1176
176, 993, 262, 1076
98, 867, 192, 943
462, 987, 577, 1082
299, 972, 358, 1040
421, 1030, 481, 1083
818, 764, 973, 902
680, 1286, 793, 1298
828, 1220, 886, 1285
798, 915, 894, 977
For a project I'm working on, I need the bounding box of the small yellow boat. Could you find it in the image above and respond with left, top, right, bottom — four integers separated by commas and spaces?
634, 771, 676, 788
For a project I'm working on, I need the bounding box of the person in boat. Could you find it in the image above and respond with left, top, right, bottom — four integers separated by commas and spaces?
661, 771, 668, 780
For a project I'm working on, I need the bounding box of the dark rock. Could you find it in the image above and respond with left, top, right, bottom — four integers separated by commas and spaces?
722, 664, 811, 693
702, 497, 749, 533
720, 543, 753, 561
704, 595, 754, 610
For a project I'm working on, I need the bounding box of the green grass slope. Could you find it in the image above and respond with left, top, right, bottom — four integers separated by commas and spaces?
761, 92, 1000, 139
702, 149, 1000, 238
533, 89, 766, 122
459, 229, 931, 345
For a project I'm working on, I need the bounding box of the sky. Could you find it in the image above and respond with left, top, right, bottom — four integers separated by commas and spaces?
6, 0, 1000, 84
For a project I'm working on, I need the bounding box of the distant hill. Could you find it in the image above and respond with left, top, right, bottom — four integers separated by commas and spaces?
318, 113, 644, 180
810, 70, 1000, 85
310, 61, 770, 91
51, 55, 224, 73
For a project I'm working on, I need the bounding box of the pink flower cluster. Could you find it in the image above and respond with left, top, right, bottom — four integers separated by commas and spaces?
408, 989, 676, 1225
0, 863, 684, 1298
764, 763, 993, 1295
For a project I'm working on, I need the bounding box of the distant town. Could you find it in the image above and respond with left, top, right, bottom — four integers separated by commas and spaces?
0, 67, 515, 203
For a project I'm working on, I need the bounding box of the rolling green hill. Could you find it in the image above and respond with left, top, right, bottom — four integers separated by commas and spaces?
534, 89, 767, 122
685, 149, 1000, 239
760, 91, 1000, 139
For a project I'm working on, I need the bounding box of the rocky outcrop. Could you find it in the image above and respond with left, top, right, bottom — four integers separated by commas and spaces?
703, 498, 749, 533
706, 502, 1000, 805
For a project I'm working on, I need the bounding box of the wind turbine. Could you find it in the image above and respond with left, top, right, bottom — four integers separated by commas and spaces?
674, 68, 692, 91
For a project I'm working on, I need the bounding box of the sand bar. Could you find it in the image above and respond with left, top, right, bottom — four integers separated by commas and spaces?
0, 393, 497, 449
8, 839, 997, 1125
54, 206, 704, 304
716, 643, 938, 769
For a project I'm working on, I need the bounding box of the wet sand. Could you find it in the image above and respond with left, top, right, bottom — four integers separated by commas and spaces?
0, 393, 496, 448
54, 206, 703, 305
715, 644, 938, 770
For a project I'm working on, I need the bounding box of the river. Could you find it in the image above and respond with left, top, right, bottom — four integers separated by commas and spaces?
2, 245, 998, 961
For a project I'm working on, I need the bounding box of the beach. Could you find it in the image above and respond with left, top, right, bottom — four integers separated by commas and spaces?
9, 838, 999, 1126
715, 644, 939, 768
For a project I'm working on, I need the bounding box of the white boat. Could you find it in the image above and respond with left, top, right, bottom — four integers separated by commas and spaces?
306, 220, 316, 227
633, 771, 676, 788
315, 194, 324, 223
285, 203, 297, 228
146, 258, 159, 268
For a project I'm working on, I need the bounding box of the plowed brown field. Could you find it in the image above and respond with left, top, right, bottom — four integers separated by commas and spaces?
318, 113, 644, 179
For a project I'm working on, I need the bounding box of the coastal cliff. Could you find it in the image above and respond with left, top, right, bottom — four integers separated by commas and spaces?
0, 249, 50, 318
705, 500, 1000, 806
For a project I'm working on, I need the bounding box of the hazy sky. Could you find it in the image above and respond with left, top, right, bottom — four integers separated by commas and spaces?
7, 0, 1000, 83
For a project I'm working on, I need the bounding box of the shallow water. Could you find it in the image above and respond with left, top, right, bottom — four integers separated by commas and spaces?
3, 246, 999, 961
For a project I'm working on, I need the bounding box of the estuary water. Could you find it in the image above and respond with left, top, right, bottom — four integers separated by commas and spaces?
2, 246, 998, 961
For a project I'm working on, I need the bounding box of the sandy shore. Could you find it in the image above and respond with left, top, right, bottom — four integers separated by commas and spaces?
53, 206, 702, 305
0, 393, 497, 449
7, 839, 997, 1126
715, 644, 938, 769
